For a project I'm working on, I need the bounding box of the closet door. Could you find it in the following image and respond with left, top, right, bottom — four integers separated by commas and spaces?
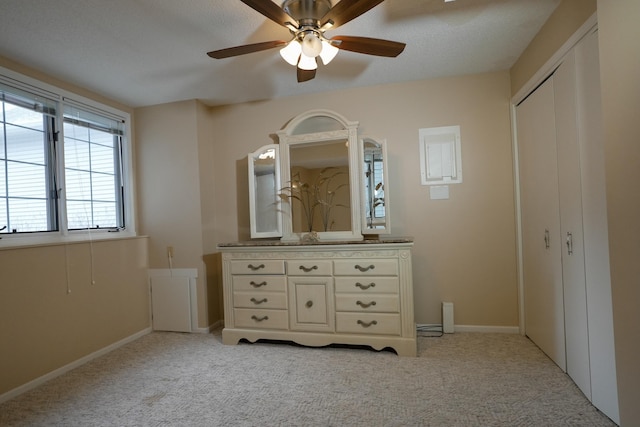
516, 77, 566, 371
554, 51, 591, 398
574, 30, 619, 423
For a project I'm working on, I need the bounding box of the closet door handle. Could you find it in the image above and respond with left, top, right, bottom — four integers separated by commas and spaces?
566, 232, 574, 255
544, 229, 550, 249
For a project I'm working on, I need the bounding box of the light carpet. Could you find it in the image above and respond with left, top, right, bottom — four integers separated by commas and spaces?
0, 330, 616, 426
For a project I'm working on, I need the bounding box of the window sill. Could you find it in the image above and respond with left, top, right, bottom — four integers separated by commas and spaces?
0, 231, 145, 251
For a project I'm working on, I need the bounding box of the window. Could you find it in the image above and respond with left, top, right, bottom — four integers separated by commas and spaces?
0, 72, 132, 240
63, 102, 124, 230
1, 83, 58, 233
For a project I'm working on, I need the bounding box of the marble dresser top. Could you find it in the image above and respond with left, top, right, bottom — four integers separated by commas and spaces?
218, 237, 413, 248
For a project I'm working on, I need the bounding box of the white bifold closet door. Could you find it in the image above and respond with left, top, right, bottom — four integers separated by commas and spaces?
516, 29, 619, 424
516, 75, 566, 372
516, 48, 590, 395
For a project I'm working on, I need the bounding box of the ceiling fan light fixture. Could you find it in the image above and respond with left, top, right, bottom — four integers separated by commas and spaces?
280, 40, 302, 66
301, 32, 323, 57
298, 53, 317, 71
319, 40, 339, 65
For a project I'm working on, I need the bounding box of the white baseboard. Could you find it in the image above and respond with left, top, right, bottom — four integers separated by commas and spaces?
417, 324, 519, 334
192, 319, 223, 334
454, 324, 520, 334
0, 327, 152, 404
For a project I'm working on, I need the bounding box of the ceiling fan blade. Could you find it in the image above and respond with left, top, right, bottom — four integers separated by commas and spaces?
240, 0, 298, 28
207, 40, 288, 59
331, 35, 405, 57
297, 67, 316, 83
320, 0, 385, 29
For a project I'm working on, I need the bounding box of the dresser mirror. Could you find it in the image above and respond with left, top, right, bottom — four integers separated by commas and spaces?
277, 109, 363, 242
248, 144, 282, 238
361, 136, 390, 234
288, 138, 351, 233
248, 109, 391, 242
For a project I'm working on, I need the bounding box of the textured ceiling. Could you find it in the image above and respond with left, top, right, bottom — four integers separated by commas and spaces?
0, 0, 560, 108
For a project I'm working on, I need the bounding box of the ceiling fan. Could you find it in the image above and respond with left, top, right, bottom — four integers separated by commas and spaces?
207, 0, 406, 83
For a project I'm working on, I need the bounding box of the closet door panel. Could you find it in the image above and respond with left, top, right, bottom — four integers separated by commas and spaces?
554, 52, 591, 398
575, 30, 619, 423
516, 78, 566, 371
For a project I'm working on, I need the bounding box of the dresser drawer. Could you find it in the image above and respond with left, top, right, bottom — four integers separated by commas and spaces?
233, 309, 288, 330
231, 260, 285, 275
233, 291, 287, 309
287, 260, 332, 276
335, 294, 399, 313
333, 259, 398, 276
334, 277, 399, 294
232, 275, 287, 292
336, 312, 401, 335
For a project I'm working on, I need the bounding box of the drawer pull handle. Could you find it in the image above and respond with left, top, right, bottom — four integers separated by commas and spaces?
247, 263, 265, 271
357, 320, 378, 328
250, 298, 268, 305
355, 264, 375, 272
305, 300, 313, 308
299, 265, 318, 273
251, 315, 269, 322
355, 282, 376, 290
250, 281, 267, 288
356, 300, 377, 309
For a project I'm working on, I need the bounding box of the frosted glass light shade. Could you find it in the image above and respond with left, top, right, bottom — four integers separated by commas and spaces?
319, 41, 339, 65
301, 32, 322, 57
280, 41, 302, 66
298, 54, 317, 70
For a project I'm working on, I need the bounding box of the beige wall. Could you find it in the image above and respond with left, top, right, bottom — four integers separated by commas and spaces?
207, 71, 518, 326
135, 100, 220, 328
0, 237, 149, 396
0, 56, 150, 398
510, 0, 596, 96
597, 1, 640, 424
0, 55, 133, 116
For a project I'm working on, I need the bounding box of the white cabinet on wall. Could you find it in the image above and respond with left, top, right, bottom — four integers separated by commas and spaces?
515, 29, 619, 423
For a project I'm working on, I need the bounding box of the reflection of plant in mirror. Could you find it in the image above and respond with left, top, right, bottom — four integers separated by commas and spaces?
279, 167, 349, 233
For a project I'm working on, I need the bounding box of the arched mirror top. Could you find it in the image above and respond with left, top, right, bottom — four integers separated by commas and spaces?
278, 109, 358, 137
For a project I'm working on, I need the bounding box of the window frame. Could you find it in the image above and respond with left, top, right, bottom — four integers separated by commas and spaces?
0, 66, 136, 247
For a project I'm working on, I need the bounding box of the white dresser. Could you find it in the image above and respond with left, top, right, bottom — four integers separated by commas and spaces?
218, 240, 416, 356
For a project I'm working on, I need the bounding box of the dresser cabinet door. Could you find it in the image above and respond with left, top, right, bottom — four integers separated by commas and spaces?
288, 277, 334, 332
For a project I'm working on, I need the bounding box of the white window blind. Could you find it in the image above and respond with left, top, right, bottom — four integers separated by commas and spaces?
63, 100, 124, 230
1, 82, 58, 233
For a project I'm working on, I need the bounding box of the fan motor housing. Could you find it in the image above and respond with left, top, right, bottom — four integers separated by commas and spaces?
282, 0, 333, 25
